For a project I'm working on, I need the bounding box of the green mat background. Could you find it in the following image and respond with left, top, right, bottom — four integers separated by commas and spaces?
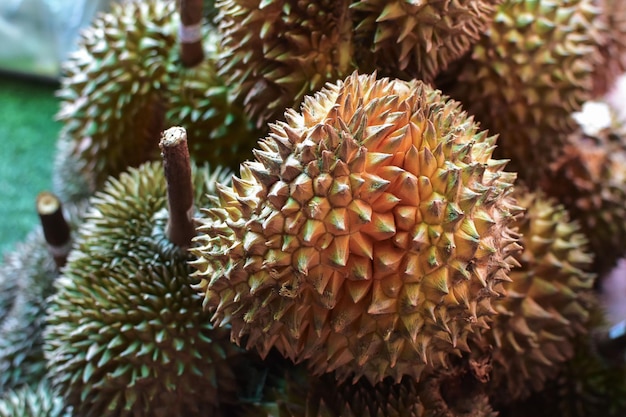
0, 76, 60, 260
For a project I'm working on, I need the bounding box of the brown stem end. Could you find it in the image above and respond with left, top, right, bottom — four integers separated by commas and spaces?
160, 126, 196, 248
36, 191, 71, 269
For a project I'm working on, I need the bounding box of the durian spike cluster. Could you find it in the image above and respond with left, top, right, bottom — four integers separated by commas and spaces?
44, 130, 246, 417
215, 0, 503, 127
56, 0, 261, 195
3, 0, 626, 415
191, 72, 522, 384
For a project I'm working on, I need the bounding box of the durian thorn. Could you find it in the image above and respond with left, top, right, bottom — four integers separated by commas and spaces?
179, 0, 204, 67
160, 127, 196, 248
36, 191, 71, 269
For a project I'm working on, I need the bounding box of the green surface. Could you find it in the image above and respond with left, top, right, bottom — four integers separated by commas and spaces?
0, 76, 60, 260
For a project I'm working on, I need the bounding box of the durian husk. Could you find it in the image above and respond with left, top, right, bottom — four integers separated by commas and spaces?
57, 0, 258, 193
498, 308, 626, 417
592, 0, 626, 96
44, 161, 243, 417
539, 123, 626, 275
166, 30, 264, 168
440, 0, 605, 187
350, 0, 502, 82
191, 72, 521, 384
0, 204, 85, 393
0, 382, 71, 417
239, 361, 424, 417
471, 188, 596, 401
215, 0, 364, 127
56, 0, 172, 192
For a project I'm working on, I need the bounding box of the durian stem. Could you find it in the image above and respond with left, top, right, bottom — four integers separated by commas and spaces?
36, 191, 71, 269
160, 126, 196, 248
179, 0, 204, 68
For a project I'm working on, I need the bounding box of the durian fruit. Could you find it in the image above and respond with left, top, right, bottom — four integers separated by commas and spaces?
191, 72, 521, 384
44, 157, 243, 417
215, 0, 363, 127
240, 361, 424, 417
57, 0, 258, 193
56, 0, 170, 191
0, 195, 83, 393
472, 188, 596, 401
349, 0, 502, 82
166, 29, 264, 168
498, 310, 626, 417
539, 123, 626, 274
592, 0, 626, 96
439, 0, 604, 186
0, 382, 71, 417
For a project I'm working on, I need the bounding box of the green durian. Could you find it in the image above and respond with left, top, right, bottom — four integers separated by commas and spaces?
191, 72, 521, 384
166, 29, 263, 167
215, 0, 362, 127
0, 200, 84, 393
440, 0, 604, 186
471, 189, 596, 401
56, 0, 258, 193
350, 0, 502, 82
0, 382, 71, 417
45, 160, 243, 417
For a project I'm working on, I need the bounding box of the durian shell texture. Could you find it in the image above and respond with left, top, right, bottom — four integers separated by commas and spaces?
475, 189, 596, 401
592, 0, 626, 96
191, 72, 521, 384
0, 382, 71, 417
56, 0, 258, 193
45, 161, 242, 417
215, 0, 362, 127
0, 203, 85, 393
540, 123, 626, 274
350, 0, 502, 82
441, 0, 604, 186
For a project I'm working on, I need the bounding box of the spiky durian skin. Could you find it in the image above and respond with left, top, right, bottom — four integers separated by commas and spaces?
56, 0, 172, 191
44, 161, 242, 417
350, 0, 501, 82
0, 205, 85, 393
440, 0, 603, 187
166, 30, 263, 168
215, 0, 362, 127
592, 0, 626, 95
472, 189, 596, 401
240, 363, 424, 417
540, 124, 626, 274
191, 72, 521, 384
0, 382, 71, 417
498, 309, 626, 417
57, 0, 257, 192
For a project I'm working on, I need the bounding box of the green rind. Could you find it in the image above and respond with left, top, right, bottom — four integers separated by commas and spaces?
45, 161, 242, 417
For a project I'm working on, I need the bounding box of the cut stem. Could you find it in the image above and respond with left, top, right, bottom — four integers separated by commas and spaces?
36, 191, 71, 269
179, 0, 204, 67
160, 126, 196, 248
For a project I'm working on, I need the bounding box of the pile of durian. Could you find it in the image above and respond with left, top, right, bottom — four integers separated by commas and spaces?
2, 0, 626, 415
